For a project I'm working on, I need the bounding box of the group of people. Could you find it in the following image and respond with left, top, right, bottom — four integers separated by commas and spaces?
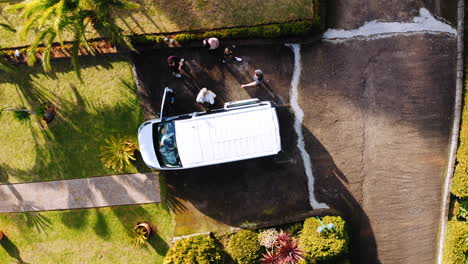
166, 37, 264, 108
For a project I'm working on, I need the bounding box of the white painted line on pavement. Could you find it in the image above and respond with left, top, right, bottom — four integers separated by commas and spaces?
285, 43, 329, 209
324, 8, 456, 42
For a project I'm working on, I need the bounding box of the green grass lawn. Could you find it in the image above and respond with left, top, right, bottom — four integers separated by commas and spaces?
0, 0, 317, 48
0, 202, 174, 264
0, 55, 147, 184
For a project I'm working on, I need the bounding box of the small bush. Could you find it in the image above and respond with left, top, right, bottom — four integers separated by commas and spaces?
12, 108, 31, 122
227, 230, 262, 264
452, 162, 468, 197
456, 197, 468, 221
163, 235, 226, 264
443, 221, 468, 264
258, 228, 279, 249
299, 216, 349, 262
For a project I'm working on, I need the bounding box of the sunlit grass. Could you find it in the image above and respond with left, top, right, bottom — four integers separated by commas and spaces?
0, 203, 174, 264
0, 55, 147, 183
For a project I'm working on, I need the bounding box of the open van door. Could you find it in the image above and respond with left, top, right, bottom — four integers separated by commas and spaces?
160, 87, 175, 121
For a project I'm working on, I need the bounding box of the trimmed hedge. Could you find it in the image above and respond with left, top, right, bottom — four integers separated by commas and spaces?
299, 216, 349, 262
131, 19, 321, 46
227, 230, 262, 264
163, 235, 226, 264
452, 69, 468, 198
452, 163, 468, 197
443, 221, 468, 264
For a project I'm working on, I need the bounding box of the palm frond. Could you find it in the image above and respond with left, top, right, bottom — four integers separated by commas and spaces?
0, 23, 16, 32
0, 58, 15, 73
41, 31, 57, 72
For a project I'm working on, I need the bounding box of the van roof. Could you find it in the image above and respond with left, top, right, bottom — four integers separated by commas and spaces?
174, 104, 281, 168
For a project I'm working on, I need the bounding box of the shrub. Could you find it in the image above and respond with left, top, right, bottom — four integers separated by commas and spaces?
259, 228, 279, 249
261, 25, 281, 38
174, 33, 202, 43
443, 221, 468, 264
299, 216, 349, 262
99, 136, 137, 171
456, 197, 468, 221
452, 162, 468, 197
11, 107, 31, 122
163, 235, 226, 264
227, 230, 262, 264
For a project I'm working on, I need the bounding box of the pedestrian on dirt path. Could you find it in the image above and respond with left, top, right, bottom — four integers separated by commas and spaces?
203, 37, 219, 50
167, 55, 185, 78
241, 69, 264, 88
196, 88, 216, 107
222, 46, 242, 63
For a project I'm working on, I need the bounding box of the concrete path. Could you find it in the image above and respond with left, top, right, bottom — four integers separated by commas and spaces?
0, 173, 160, 213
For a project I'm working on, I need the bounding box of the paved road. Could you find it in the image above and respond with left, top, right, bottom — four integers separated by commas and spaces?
0, 173, 160, 212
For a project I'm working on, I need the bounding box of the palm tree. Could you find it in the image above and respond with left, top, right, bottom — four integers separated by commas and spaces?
0, 23, 16, 72
6, 0, 138, 77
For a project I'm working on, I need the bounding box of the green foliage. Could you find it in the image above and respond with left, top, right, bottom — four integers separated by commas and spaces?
163, 235, 226, 264
299, 216, 349, 262
7, 0, 138, 76
443, 221, 468, 264
457, 198, 468, 221
132, 19, 321, 46
99, 136, 137, 171
453, 162, 468, 197
173, 33, 202, 43
131, 34, 165, 45
287, 222, 304, 238
227, 230, 262, 264
132, 226, 149, 247
12, 109, 31, 122
261, 25, 281, 38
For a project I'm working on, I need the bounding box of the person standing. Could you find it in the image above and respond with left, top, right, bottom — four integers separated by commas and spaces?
167, 55, 185, 78
196, 88, 217, 107
203, 37, 220, 50
222, 47, 242, 63
241, 69, 264, 88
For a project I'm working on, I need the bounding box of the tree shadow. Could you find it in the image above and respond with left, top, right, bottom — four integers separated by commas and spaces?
93, 210, 111, 240
1, 236, 29, 264
147, 231, 169, 256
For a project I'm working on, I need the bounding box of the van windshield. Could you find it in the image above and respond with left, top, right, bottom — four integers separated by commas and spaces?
153, 122, 181, 167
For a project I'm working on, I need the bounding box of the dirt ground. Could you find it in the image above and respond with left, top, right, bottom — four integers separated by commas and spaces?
132, 1, 457, 263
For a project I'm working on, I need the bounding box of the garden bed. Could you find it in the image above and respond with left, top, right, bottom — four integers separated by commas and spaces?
164, 215, 350, 264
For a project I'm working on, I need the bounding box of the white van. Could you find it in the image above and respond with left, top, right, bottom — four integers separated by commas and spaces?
138, 88, 282, 170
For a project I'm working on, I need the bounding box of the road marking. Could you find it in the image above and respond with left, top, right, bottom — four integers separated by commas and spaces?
285, 43, 329, 209
323, 8, 456, 42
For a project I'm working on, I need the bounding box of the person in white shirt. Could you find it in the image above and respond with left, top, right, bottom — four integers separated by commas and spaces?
196, 88, 216, 106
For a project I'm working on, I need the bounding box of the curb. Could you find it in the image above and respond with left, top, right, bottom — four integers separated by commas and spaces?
436, 0, 465, 263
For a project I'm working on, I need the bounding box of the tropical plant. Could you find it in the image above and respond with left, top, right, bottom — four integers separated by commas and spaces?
277, 238, 304, 264
0, 24, 16, 73
100, 136, 137, 171
132, 225, 149, 247
1, 106, 35, 122
6, 0, 139, 77
261, 250, 281, 264
259, 228, 279, 249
